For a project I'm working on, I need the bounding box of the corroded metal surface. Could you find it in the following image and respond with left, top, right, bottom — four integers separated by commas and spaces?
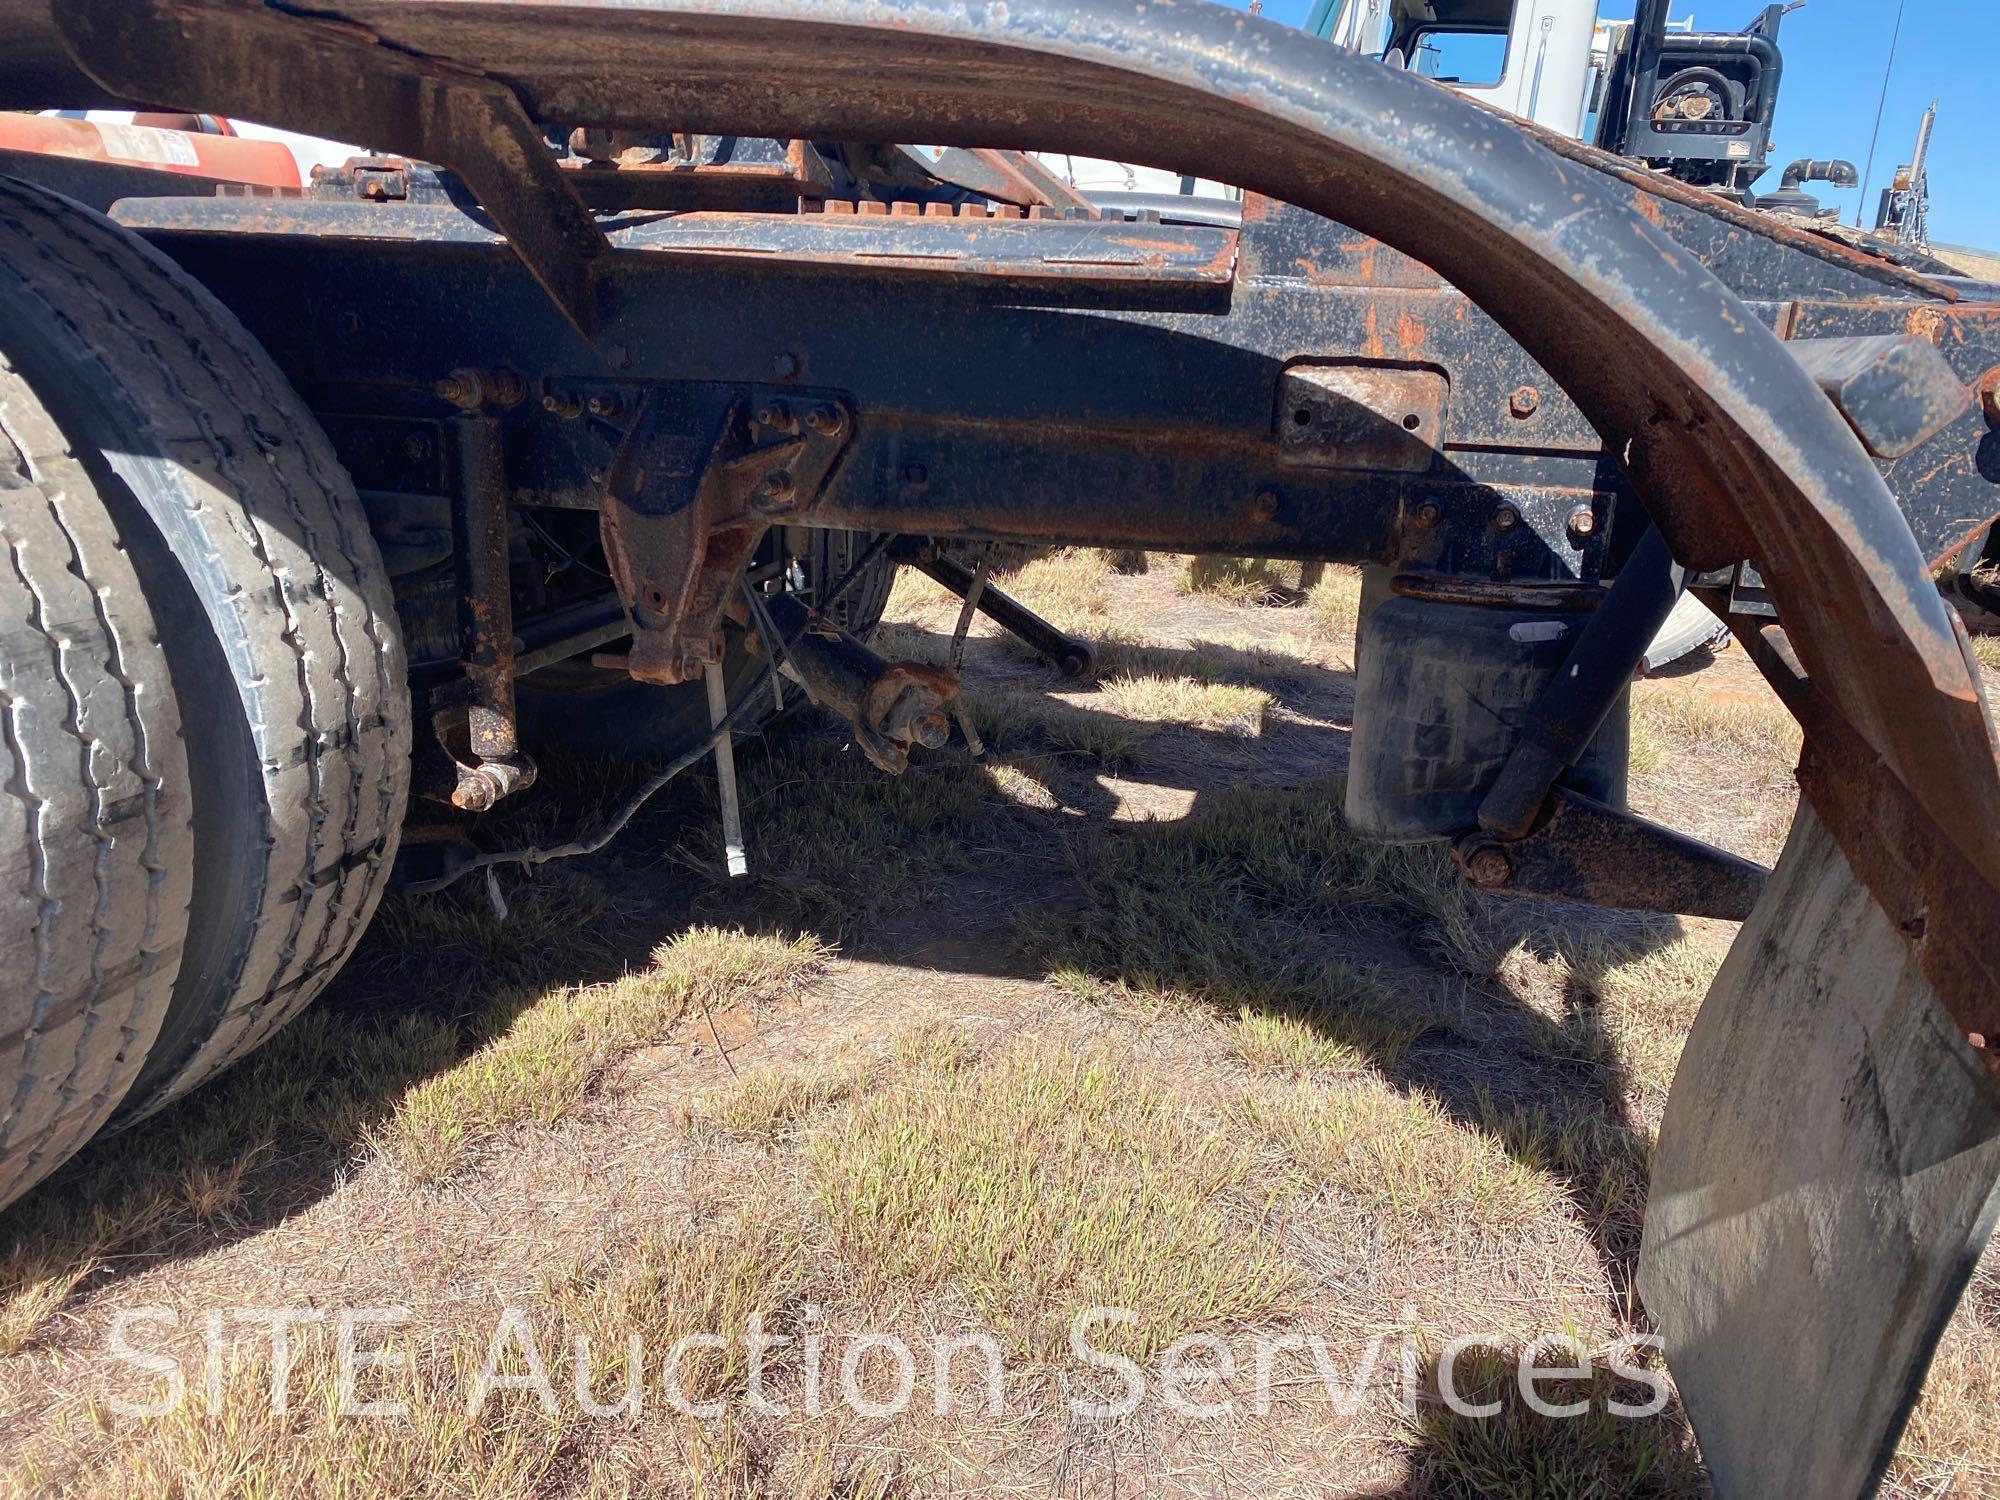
35, 0, 1994, 1053
1455, 788, 1770, 921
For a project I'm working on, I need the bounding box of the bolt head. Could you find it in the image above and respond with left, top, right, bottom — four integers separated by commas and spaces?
1252, 490, 1279, 521
1979, 367, 2000, 426
1508, 385, 1541, 419
586, 392, 622, 418
1492, 505, 1520, 533
1465, 846, 1512, 887
1414, 501, 1442, 530
1566, 503, 1597, 537
902, 462, 928, 488
806, 405, 845, 435
772, 352, 800, 379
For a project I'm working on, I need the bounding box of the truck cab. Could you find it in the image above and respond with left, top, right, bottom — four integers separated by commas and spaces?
1316, 0, 1605, 136
1314, 0, 1790, 198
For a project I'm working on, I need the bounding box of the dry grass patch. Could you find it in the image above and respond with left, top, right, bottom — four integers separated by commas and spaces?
887, 1018, 975, 1074
548, 1205, 815, 1410
684, 1065, 862, 1144
1030, 780, 1488, 1011
21, 1331, 573, 1500
1231, 1003, 1422, 1078
734, 733, 997, 927
993, 548, 1113, 638
1629, 678, 1800, 781
1971, 633, 2000, 671
1401, 1338, 1704, 1498
978, 753, 1062, 810
372, 928, 829, 1183
811, 1041, 1294, 1359
1176, 555, 1301, 606
1308, 564, 1365, 641
1892, 1267, 2000, 1497
1240, 1079, 1559, 1240
961, 685, 1155, 767
1096, 674, 1271, 736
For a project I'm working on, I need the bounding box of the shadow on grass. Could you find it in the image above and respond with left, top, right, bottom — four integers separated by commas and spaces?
1359, 1344, 1708, 1499
1014, 773, 1683, 1302
0, 746, 823, 1350
0, 621, 1689, 1494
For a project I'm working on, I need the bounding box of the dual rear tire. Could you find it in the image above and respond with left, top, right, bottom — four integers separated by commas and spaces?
0, 176, 409, 1210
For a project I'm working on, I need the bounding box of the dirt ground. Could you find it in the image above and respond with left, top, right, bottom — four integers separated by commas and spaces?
0, 554, 1994, 1498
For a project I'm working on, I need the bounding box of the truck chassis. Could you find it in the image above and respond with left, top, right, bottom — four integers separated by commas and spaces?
0, 2, 1997, 1493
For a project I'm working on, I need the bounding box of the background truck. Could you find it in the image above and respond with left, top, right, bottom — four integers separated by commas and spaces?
0, 2, 1996, 1494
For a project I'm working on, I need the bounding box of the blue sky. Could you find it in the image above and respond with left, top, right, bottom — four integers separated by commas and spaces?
1219, 0, 1998, 251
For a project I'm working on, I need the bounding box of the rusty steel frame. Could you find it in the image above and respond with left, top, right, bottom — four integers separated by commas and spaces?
33, 0, 1990, 1061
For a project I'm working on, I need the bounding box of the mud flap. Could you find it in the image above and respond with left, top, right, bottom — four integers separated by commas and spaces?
1640, 804, 2000, 1497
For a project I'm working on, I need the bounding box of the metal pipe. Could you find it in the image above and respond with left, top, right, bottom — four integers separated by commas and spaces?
452, 414, 518, 761
914, 550, 1095, 678
704, 661, 749, 877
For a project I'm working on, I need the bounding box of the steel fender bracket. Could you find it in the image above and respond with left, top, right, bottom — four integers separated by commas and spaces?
1785, 333, 1972, 461
1640, 805, 2000, 1497
55, 0, 611, 338
1453, 788, 1769, 921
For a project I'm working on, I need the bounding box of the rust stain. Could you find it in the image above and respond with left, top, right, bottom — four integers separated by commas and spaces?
1904, 305, 1950, 343
1395, 306, 1426, 355
1364, 303, 1384, 360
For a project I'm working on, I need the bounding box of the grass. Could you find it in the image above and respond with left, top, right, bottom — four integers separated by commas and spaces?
729, 731, 997, 930
1239, 1079, 1559, 1239
1028, 779, 1488, 1010
811, 1040, 1294, 1360
1230, 1004, 1418, 1078
1173, 558, 1363, 642
1556, 931, 1723, 1123
887, 1018, 975, 1074
1095, 674, 1271, 736
371, 928, 829, 1183
1176, 555, 1301, 606
961, 686, 1155, 767
547, 1204, 815, 1409
1972, 633, 2000, 671
992, 549, 1114, 643
1892, 1288, 2000, 1496
1403, 1338, 1705, 1499
22, 1331, 574, 1500
1308, 565, 1365, 640
1628, 679, 1801, 781
683, 1064, 862, 1144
